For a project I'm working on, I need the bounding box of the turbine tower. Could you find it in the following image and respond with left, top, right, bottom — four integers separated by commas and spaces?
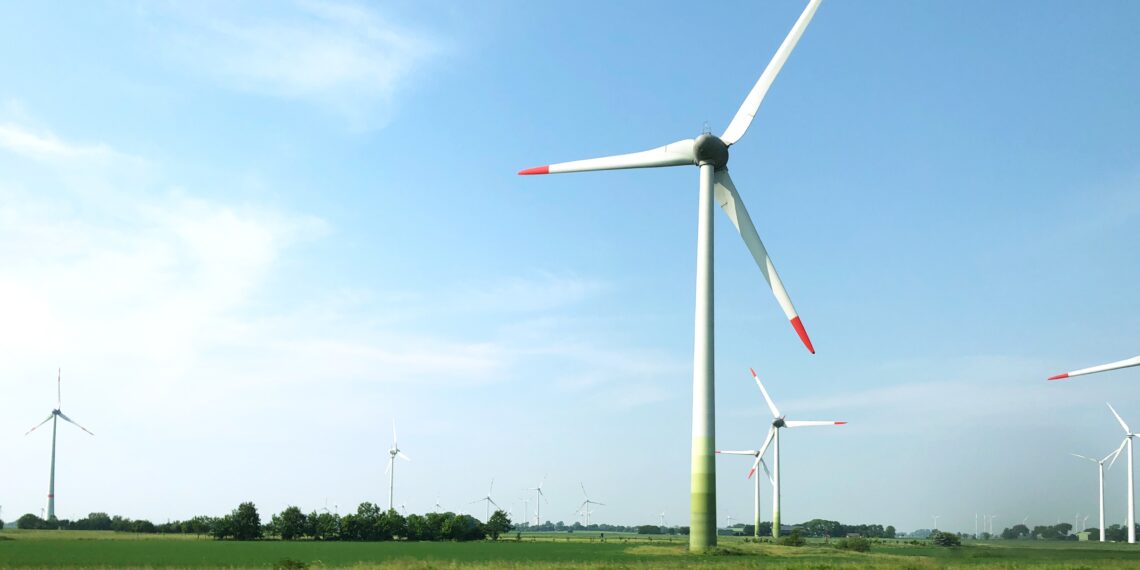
716, 447, 773, 538
577, 483, 604, 528
1072, 443, 1125, 543
517, 0, 825, 551
386, 421, 410, 511
1108, 403, 1137, 543
470, 479, 500, 522
25, 369, 94, 520
1049, 355, 1140, 381
528, 476, 548, 527
741, 368, 844, 537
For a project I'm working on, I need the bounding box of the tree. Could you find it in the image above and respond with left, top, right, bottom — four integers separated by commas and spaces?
231, 502, 262, 540
779, 529, 806, 546
486, 510, 512, 540
211, 515, 234, 540
17, 514, 46, 529
931, 530, 961, 547
884, 525, 896, 539
405, 514, 429, 541
275, 507, 306, 540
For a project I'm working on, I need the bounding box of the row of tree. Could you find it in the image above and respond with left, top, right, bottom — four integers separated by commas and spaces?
16, 502, 514, 542
1000, 522, 1140, 542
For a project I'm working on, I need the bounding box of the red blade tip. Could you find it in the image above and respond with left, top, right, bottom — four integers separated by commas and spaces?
835, 421, 847, 425
518, 166, 549, 175
747, 467, 756, 479
790, 316, 815, 354
749, 367, 758, 378
1048, 373, 1069, 381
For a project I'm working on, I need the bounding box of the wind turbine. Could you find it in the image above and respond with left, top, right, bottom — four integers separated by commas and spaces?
716, 447, 773, 538
25, 369, 93, 520
577, 483, 604, 527
933, 515, 940, 530
740, 368, 845, 537
386, 421, 410, 511
517, 0, 825, 551
1072, 441, 1125, 543
470, 479, 500, 522
1049, 355, 1140, 381
657, 512, 668, 528
1108, 403, 1137, 543
433, 496, 443, 512
528, 476, 548, 528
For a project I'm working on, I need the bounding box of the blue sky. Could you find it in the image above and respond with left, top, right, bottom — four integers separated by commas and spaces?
1, 0, 1138, 533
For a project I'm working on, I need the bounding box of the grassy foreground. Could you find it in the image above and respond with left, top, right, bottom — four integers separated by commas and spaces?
3, 531, 1140, 569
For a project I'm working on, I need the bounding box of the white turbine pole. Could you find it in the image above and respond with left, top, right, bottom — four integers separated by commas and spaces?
933, 515, 939, 530
772, 427, 781, 537
974, 513, 978, 539
1099, 463, 1106, 541
754, 463, 761, 537
690, 161, 717, 549
1129, 436, 1135, 543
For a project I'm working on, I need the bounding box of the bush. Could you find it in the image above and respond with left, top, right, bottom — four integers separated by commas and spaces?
779, 529, 806, 547
931, 530, 961, 547
835, 536, 871, 552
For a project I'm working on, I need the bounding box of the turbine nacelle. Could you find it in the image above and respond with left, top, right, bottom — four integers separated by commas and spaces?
693, 134, 729, 170
772, 417, 787, 429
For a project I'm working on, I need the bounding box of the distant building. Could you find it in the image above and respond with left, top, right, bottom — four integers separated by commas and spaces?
1077, 531, 1091, 542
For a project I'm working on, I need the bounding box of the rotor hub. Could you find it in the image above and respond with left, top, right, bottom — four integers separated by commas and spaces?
773, 418, 786, 428
693, 134, 729, 170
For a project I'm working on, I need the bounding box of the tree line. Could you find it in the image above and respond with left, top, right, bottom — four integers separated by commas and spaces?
14, 501, 514, 542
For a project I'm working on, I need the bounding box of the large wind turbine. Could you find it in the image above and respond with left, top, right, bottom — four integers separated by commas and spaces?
742, 368, 844, 538
1108, 403, 1137, 543
577, 483, 604, 528
518, 0, 825, 551
386, 421, 410, 511
716, 448, 773, 538
1072, 442, 1125, 543
25, 369, 94, 520
470, 479, 500, 522
1049, 355, 1140, 381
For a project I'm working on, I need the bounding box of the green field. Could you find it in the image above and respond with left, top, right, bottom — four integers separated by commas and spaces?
3, 530, 1140, 569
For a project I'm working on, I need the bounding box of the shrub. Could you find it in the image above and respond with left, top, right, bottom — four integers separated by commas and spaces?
779, 529, 806, 547
931, 530, 961, 547
836, 536, 871, 552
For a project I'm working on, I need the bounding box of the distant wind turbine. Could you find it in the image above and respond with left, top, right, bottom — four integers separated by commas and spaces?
1072, 442, 1125, 543
1049, 355, 1140, 381
25, 369, 93, 520
517, 0, 827, 551
1108, 403, 1137, 543
528, 476, 548, 527
742, 368, 845, 537
716, 447, 773, 538
386, 421, 411, 511
470, 479, 500, 522
577, 483, 604, 527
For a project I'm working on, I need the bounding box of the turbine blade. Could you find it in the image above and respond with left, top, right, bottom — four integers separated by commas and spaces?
489, 479, 495, 497
385, 457, 392, 475
397, 451, 411, 461
720, 0, 823, 146
1049, 355, 1140, 381
593, 501, 606, 506
756, 427, 777, 461
749, 368, 782, 418
759, 457, 774, 485
1108, 403, 1132, 434
1108, 439, 1128, 471
25, 414, 54, 435
716, 450, 760, 456
1071, 453, 1098, 463
717, 171, 813, 353
489, 498, 500, 509
748, 453, 762, 480
57, 368, 62, 408
518, 139, 696, 175
581, 482, 589, 499
56, 412, 94, 435
785, 420, 846, 428
392, 419, 398, 446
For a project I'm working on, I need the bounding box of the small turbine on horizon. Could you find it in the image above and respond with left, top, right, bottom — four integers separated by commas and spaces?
25, 369, 93, 520
577, 483, 604, 528
386, 421, 411, 511
528, 476, 548, 528
470, 479, 500, 522
716, 448, 773, 538
1072, 442, 1125, 543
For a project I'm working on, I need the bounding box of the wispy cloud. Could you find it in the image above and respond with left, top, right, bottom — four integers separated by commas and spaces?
153, 0, 443, 128
0, 123, 143, 166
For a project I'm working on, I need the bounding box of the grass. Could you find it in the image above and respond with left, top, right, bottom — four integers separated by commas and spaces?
3, 530, 1140, 569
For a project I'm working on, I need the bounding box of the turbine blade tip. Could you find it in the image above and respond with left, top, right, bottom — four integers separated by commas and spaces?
749, 367, 758, 378
747, 467, 756, 479
835, 421, 847, 425
790, 316, 815, 354
518, 166, 550, 176
1048, 373, 1069, 381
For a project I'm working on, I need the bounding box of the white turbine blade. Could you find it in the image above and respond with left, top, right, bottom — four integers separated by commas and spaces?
397, 451, 411, 461
716, 450, 760, 456
759, 457, 774, 485
385, 456, 392, 475
720, 0, 823, 146
593, 501, 606, 507
580, 482, 589, 499
468, 498, 484, 505
749, 368, 782, 418
518, 139, 696, 175
1071, 453, 1099, 464
1050, 355, 1140, 381
489, 498, 500, 509
747, 453, 763, 480
785, 420, 846, 428
717, 171, 814, 353
25, 414, 54, 436
1108, 403, 1132, 434
57, 368, 62, 408
392, 419, 398, 446
57, 412, 94, 435
1108, 439, 1128, 471
489, 479, 495, 497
